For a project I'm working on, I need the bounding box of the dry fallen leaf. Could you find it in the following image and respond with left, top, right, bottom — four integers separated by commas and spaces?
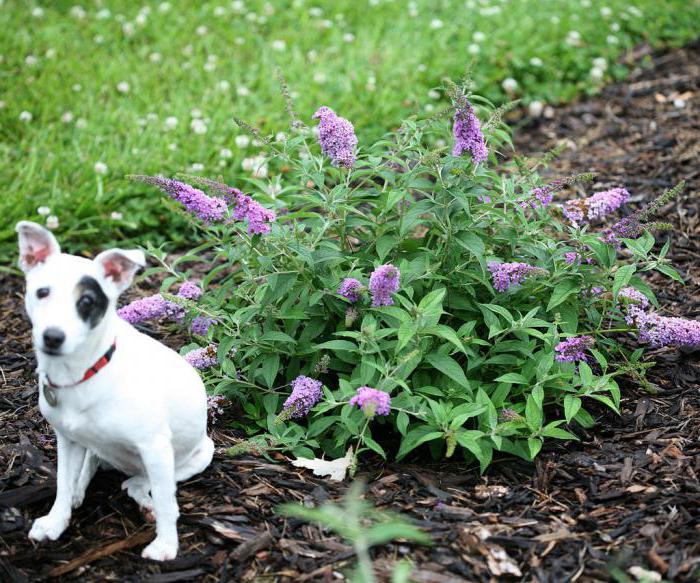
291, 447, 354, 481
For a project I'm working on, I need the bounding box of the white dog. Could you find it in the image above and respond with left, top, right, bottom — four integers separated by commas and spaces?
17, 221, 214, 561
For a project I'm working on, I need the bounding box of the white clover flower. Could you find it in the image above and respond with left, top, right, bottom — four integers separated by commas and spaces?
231, 0, 245, 12
122, 22, 135, 36
196, 25, 208, 36
94, 35, 104, 44
135, 12, 147, 26
19, 111, 33, 122
307, 49, 318, 61
480, 5, 501, 15
25, 55, 38, 66
235, 135, 250, 148
530, 57, 543, 67
75, 118, 87, 129
313, 71, 327, 84
163, 116, 178, 130
190, 119, 208, 134
607, 35, 619, 45
600, 6, 612, 17
203, 62, 216, 72
45, 48, 57, 58
213, 6, 226, 16
424, 103, 435, 112
275, 132, 286, 142
167, 143, 178, 151
182, 44, 193, 56
190, 108, 202, 118
430, 18, 444, 29
245, 12, 258, 22
417, 63, 427, 72
72, 83, 82, 92
319, 19, 333, 28
566, 30, 582, 46
46, 216, 59, 230
61, 111, 74, 123
590, 67, 604, 81
501, 77, 518, 93
190, 163, 205, 172
220, 148, 233, 159
94, 161, 108, 175
611, 22, 620, 31
37, 206, 51, 216
528, 100, 544, 118
116, 81, 130, 93
408, 3, 418, 17
271, 39, 286, 51
70, 5, 86, 19
627, 6, 642, 17
592, 57, 607, 70
0, 100, 5, 109
158, 2, 171, 13
473, 31, 486, 42
96, 8, 111, 19
428, 89, 440, 100
149, 52, 162, 63
581, 0, 591, 6
267, 182, 282, 197
468, 43, 480, 55
234, 37, 245, 46
218, 80, 231, 91
110, 211, 123, 220
343, 32, 355, 42
31, 7, 44, 17
550, 15, 560, 24
309, 7, 322, 17
242, 155, 267, 178
237, 86, 251, 96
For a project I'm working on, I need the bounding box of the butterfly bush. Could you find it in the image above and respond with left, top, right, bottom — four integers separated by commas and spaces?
118, 281, 203, 324
132, 82, 690, 470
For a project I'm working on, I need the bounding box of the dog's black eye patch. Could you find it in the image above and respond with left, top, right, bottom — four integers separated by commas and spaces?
75, 276, 108, 328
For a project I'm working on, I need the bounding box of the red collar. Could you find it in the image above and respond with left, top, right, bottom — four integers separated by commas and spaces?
46, 341, 117, 389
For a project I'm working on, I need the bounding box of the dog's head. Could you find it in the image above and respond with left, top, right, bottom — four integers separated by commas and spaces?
16, 221, 145, 357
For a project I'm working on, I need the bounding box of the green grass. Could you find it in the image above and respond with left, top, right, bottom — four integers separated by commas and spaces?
1, 0, 697, 259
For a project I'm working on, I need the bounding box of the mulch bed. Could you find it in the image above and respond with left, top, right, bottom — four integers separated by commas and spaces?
1, 41, 699, 582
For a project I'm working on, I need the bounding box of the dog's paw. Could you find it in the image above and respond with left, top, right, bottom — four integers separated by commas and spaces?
71, 492, 85, 509
28, 515, 69, 542
141, 537, 178, 561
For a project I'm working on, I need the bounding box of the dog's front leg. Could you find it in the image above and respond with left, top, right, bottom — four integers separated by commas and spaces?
29, 430, 86, 542
139, 436, 179, 561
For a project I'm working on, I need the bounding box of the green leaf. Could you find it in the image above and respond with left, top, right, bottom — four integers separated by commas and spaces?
397, 428, 443, 460
313, 340, 358, 352
455, 232, 485, 258
425, 352, 470, 389
376, 235, 397, 261
494, 372, 528, 385
261, 354, 280, 388
397, 411, 409, 436
547, 280, 580, 311
564, 395, 581, 423
612, 265, 636, 299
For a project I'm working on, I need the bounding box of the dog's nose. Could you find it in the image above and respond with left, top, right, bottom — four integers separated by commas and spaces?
43, 327, 66, 350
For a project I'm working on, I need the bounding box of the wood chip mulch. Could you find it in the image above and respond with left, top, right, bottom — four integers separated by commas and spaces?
1, 41, 699, 582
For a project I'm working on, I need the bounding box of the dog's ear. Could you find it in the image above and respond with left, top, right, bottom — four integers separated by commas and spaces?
94, 249, 146, 293
16, 221, 61, 273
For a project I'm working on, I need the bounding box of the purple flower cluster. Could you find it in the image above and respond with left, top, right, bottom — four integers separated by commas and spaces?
618, 287, 649, 309
207, 394, 227, 424
118, 281, 203, 325
488, 262, 547, 292
191, 315, 216, 336
562, 187, 629, 227
337, 278, 363, 303
627, 308, 700, 348
520, 185, 554, 209
452, 102, 488, 163
230, 190, 276, 235
283, 375, 324, 418
554, 336, 594, 362
312, 106, 358, 168
564, 252, 581, 265
369, 264, 401, 307
349, 386, 391, 417
132, 176, 227, 223
601, 216, 643, 246
184, 345, 218, 370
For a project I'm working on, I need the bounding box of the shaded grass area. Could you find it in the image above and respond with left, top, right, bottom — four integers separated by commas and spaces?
1, 0, 698, 258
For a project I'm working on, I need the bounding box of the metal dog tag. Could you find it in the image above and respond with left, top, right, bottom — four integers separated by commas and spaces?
44, 386, 58, 407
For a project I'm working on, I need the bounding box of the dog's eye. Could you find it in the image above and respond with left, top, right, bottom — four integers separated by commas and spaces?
36, 287, 50, 299
78, 295, 94, 309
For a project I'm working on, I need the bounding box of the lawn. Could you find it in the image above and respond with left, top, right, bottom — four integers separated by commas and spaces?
1, 0, 697, 258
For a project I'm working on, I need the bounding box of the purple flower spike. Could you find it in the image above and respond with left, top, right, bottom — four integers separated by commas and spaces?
184, 345, 218, 370
312, 106, 358, 168
618, 287, 649, 309
191, 315, 216, 336
178, 281, 203, 300
564, 252, 581, 265
554, 336, 594, 363
131, 176, 227, 223
488, 261, 548, 292
283, 376, 324, 418
337, 278, 363, 303
627, 308, 700, 348
230, 191, 276, 234
369, 264, 401, 307
563, 187, 630, 227
349, 386, 391, 417
117, 294, 179, 324
452, 102, 488, 163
